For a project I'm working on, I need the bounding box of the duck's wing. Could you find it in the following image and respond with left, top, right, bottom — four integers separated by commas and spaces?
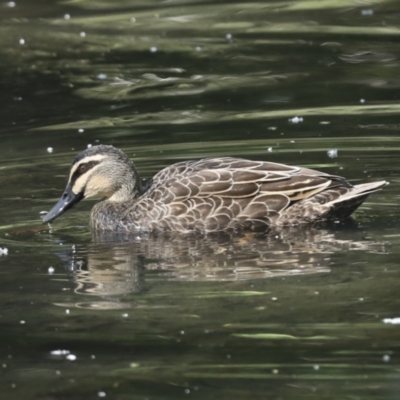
140, 157, 341, 231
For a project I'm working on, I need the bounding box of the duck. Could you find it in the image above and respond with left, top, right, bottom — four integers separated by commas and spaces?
42, 145, 387, 232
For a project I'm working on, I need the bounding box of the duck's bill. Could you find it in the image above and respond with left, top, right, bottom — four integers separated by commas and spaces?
42, 184, 84, 224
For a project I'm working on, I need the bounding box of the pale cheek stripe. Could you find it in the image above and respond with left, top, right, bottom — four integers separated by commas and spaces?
71, 166, 100, 194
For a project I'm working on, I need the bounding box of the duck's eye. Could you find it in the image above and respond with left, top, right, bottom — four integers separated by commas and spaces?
79, 164, 88, 174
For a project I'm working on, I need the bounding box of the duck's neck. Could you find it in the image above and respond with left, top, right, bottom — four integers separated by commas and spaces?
108, 167, 143, 203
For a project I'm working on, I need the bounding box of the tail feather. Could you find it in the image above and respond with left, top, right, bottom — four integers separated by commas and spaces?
326, 180, 388, 219
327, 181, 388, 206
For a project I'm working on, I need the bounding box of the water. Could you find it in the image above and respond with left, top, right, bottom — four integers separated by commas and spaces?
1, 0, 400, 398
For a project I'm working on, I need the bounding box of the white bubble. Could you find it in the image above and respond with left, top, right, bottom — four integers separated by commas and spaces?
80, 32, 86, 37
319, 121, 330, 125
19, 38, 25, 45
226, 33, 232, 40
47, 147, 53, 153
360, 98, 365, 103
66, 354, 76, 361
383, 317, 400, 324
78, 128, 84, 133
383, 354, 390, 362
327, 149, 338, 158
313, 365, 320, 371
361, 9, 374, 16
66, 309, 70, 314
51, 349, 70, 355
150, 46, 158, 53
20, 320, 25, 324
87, 144, 92, 148
267, 147, 273, 152
6, 1, 16, 7
64, 13, 70, 20
0, 247, 8, 256
97, 73, 107, 80
194, 46, 202, 52
98, 391, 106, 398
289, 116, 303, 123
122, 313, 129, 318
130, 17, 136, 23
48, 267, 55, 274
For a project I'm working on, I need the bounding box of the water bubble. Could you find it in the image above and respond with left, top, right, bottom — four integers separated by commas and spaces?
327, 149, 338, 158
313, 365, 320, 371
80, 32, 86, 37
226, 33, 232, 40
47, 147, 53, 153
383, 317, 400, 324
78, 128, 84, 133
194, 46, 202, 52
51, 349, 70, 356
289, 116, 303, 123
87, 144, 92, 148
19, 38, 25, 45
64, 13, 70, 20
6, 1, 16, 7
98, 391, 106, 398
0, 247, 8, 256
66, 354, 76, 361
150, 46, 158, 53
360, 98, 365, 104
383, 354, 390, 362
97, 73, 107, 80
361, 9, 374, 16
130, 17, 136, 23
48, 267, 55, 274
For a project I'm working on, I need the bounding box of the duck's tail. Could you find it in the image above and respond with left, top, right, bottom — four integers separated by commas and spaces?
326, 180, 388, 219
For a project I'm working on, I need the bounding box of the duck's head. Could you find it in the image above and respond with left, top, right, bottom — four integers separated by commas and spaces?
42, 145, 142, 224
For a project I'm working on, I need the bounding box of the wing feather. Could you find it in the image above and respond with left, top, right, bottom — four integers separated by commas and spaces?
138, 157, 347, 231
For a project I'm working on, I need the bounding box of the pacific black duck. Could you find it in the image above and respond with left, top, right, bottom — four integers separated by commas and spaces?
43, 145, 387, 232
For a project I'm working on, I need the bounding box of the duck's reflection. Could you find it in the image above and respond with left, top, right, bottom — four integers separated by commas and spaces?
61, 223, 384, 304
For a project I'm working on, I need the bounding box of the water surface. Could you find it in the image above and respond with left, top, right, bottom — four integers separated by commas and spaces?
0, 0, 399, 399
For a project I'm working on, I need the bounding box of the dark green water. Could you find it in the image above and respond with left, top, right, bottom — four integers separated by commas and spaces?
1, 1, 400, 399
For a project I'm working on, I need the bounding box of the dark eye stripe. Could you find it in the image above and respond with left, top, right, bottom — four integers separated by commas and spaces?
70, 161, 100, 184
